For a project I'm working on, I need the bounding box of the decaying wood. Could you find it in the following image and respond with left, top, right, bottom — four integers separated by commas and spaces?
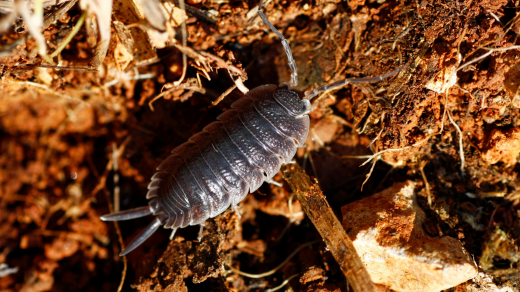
283, 164, 376, 292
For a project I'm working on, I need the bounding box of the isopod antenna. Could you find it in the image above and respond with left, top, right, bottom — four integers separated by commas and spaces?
257, 1, 402, 101
304, 67, 403, 100
257, 0, 298, 88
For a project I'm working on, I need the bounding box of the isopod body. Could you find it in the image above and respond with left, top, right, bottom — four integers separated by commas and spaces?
100, 0, 399, 256
102, 84, 311, 255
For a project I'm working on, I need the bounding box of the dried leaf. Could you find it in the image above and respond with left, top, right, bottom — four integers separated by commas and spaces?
7, 0, 52, 63
114, 42, 133, 71
133, 0, 165, 31
80, 0, 113, 67
112, 0, 158, 65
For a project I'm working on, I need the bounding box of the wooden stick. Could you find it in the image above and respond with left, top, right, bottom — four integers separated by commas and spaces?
282, 164, 376, 292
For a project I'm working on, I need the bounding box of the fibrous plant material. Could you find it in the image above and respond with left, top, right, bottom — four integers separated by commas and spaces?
480, 227, 520, 276
111, 0, 159, 67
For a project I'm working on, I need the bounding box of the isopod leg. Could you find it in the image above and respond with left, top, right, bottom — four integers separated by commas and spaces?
232, 204, 241, 219
197, 223, 205, 242
120, 216, 165, 256
265, 177, 283, 187
169, 228, 178, 240
100, 206, 153, 221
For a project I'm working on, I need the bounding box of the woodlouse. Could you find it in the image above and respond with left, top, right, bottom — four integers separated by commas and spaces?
101, 0, 399, 256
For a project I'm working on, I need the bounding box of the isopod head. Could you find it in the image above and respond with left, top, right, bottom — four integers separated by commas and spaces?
273, 88, 310, 116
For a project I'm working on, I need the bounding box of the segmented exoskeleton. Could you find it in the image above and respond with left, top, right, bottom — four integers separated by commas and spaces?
102, 84, 310, 255
101, 0, 398, 256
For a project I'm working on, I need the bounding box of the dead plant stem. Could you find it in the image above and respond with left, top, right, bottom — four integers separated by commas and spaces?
283, 164, 376, 292
50, 10, 87, 59
173, 0, 188, 87
447, 109, 465, 176
229, 241, 318, 278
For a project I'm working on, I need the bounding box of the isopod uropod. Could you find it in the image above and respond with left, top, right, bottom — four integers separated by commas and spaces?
101, 0, 398, 256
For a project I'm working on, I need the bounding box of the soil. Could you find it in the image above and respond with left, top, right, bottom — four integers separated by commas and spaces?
1, 0, 520, 291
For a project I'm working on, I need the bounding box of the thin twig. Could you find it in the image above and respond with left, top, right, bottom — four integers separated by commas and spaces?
0, 80, 90, 106
283, 164, 376, 292
304, 67, 402, 100
112, 189, 127, 292
17, 0, 54, 64
173, 0, 188, 87
341, 155, 374, 159
367, 26, 410, 46
358, 133, 435, 168
148, 78, 205, 111
456, 50, 493, 73
419, 161, 432, 207
112, 143, 120, 213
50, 10, 87, 59
480, 45, 520, 52
265, 274, 300, 292
91, 137, 131, 292
359, 146, 411, 167
198, 50, 247, 80
38, 65, 97, 72
361, 158, 377, 191
172, 0, 217, 23
211, 84, 237, 106
90, 136, 132, 201
229, 241, 318, 279
447, 109, 465, 176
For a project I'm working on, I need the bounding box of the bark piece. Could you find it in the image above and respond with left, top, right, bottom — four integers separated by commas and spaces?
283, 164, 376, 292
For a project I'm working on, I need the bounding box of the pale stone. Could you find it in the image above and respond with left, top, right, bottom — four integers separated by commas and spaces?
425, 48, 461, 93
341, 181, 477, 292
425, 64, 458, 93
481, 128, 520, 165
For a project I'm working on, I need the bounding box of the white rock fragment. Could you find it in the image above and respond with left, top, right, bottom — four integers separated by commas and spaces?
425, 47, 461, 93
341, 181, 477, 292
0, 263, 18, 278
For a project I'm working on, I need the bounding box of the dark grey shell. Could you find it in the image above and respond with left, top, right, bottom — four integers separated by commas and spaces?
100, 85, 311, 256
146, 85, 310, 229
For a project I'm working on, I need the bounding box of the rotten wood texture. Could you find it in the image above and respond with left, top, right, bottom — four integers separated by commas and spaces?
283, 164, 376, 292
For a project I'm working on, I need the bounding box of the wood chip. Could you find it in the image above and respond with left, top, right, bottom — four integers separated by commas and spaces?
282, 164, 376, 292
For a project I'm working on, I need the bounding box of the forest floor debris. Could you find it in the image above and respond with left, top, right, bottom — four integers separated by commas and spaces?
1, 0, 520, 291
